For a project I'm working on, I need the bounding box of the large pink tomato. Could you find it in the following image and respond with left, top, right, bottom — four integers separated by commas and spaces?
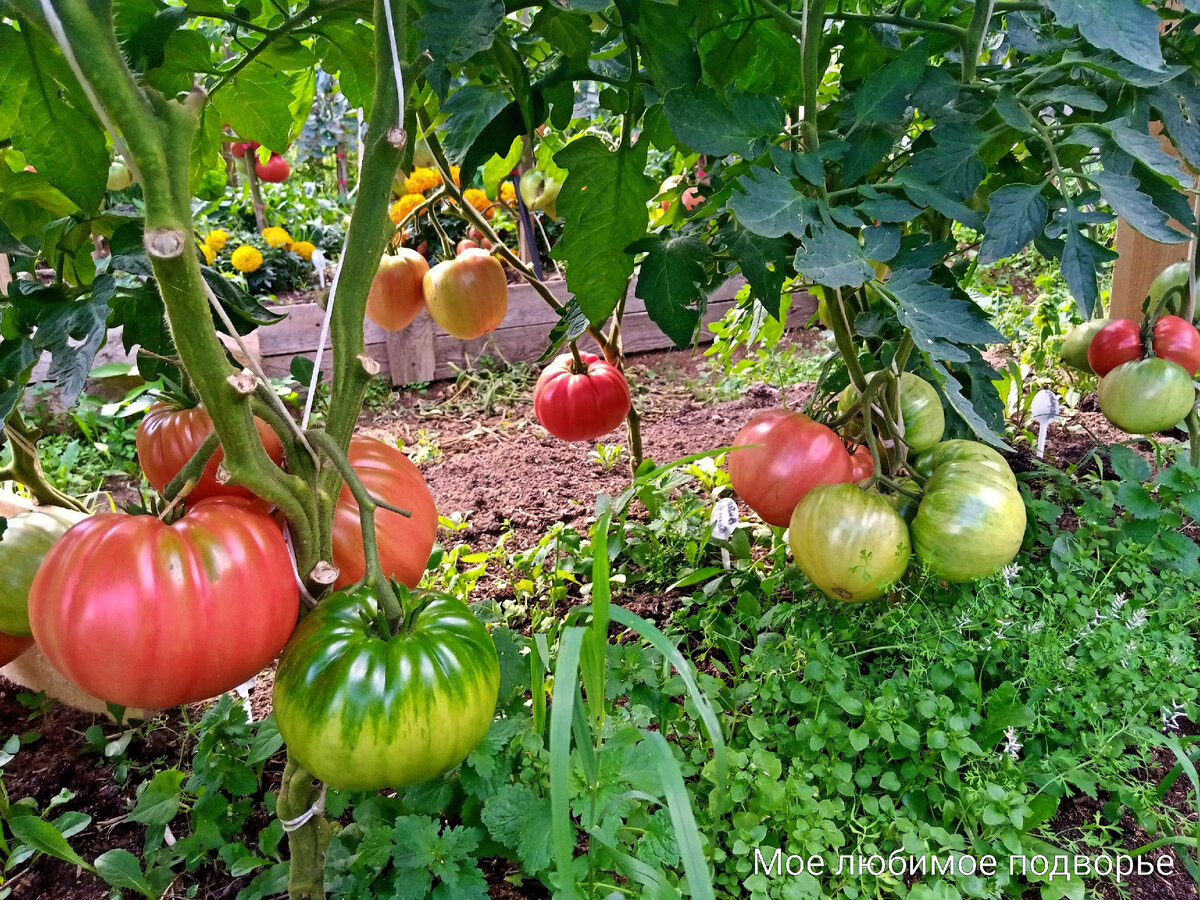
331, 438, 439, 590
533, 352, 632, 442
729, 409, 854, 527
28, 498, 299, 708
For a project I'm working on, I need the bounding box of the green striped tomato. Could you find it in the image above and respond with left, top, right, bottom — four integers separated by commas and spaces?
272, 589, 499, 791
0, 507, 88, 636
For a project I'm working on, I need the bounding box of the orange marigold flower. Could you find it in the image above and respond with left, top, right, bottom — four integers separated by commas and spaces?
463, 188, 491, 213
389, 193, 426, 225
404, 167, 439, 194
437, 165, 461, 186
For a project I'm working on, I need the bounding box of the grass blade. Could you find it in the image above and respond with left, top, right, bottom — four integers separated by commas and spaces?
645, 730, 715, 900
550, 626, 586, 900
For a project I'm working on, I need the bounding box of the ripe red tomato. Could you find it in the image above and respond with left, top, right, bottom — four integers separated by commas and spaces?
456, 239, 480, 255
846, 444, 874, 481
1152, 315, 1200, 376
533, 352, 632, 442
28, 498, 299, 708
137, 404, 285, 502
255, 153, 290, 182
231, 140, 259, 159
422, 249, 508, 339
365, 250, 429, 331
331, 438, 439, 590
0, 631, 32, 667
1088, 319, 1141, 376
729, 409, 854, 527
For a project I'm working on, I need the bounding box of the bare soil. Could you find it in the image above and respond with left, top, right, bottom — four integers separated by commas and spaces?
3, 328, 1196, 899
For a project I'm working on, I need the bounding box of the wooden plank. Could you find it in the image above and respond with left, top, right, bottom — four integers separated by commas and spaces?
1111, 217, 1191, 322
256, 303, 390, 356
386, 309, 436, 385
260, 342, 389, 379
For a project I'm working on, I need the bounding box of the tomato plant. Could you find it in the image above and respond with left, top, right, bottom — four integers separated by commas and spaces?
1088, 319, 1142, 376
1099, 359, 1196, 434
422, 248, 508, 339
136, 403, 285, 502
789, 483, 911, 602
331, 438, 438, 590
28, 497, 299, 709
273, 587, 499, 790
533, 352, 632, 442
364, 249, 429, 331
729, 409, 853, 527
1152, 315, 1200, 376
0, 507, 88, 636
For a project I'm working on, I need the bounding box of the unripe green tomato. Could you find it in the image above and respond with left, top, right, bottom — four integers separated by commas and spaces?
1147, 261, 1193, 320
107, 161, 133, 191
412, 138, 435, 168
839, 372, 945, 451
0, 507, 89, 636
917, 439, 1016, 487
1061, 318, 1111, 374
789, 483, 911, 602
1098, 358, 1196, 434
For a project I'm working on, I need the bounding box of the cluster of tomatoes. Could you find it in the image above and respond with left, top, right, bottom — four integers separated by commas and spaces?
728, 371, 1025, 601
0, 404, 499, 791
1063, 311, 1199, 435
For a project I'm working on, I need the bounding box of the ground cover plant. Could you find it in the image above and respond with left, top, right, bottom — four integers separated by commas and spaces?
0, 0, 1198, 898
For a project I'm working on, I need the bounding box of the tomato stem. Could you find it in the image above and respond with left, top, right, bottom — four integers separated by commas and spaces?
0, 406, 90, 512
1187, 409, 1200, 469
161, 431, 219, 502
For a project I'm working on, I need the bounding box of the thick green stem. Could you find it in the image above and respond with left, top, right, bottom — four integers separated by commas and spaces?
961, 0, 996, 83
1188, 409, 1200, 469
277, 757, 332, 900
625, 404, 644, 475
800, 0, 826, 156
162, 431, 219, 502
829, 288, 868, 391
1, 407, 90, 511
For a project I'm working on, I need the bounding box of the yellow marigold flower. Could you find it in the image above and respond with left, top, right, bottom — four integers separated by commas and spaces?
206, 229, 229, 252
463, 188, 491, 213
199, 241, 215, 265
291, 240, 316, 260
499, 182, 516, 204
231, 245, 263, 273
389, 193, 426, 225
404, 167, 439, 194
261, 226, 292, 249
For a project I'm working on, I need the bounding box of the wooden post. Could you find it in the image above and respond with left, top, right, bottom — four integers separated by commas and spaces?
1109, 221, 1190, 321
385, 309, 436, 385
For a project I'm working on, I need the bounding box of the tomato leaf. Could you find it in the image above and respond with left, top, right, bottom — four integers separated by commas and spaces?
727, 167, 812, 239
1059, 214, 1120, 318
718, 223, 788, 318
792, 224, 875, 290
631, 236, 713, 348
633, 0, 701, 94
852, 38, 928, 128
662, 84, 784, 157
213, 60, 314, 151
1092, 170, 1191, 244
416, 0, 505, 66
889, 268, 1005, 357
980, 183, 1050, 265
312, 14, 378, 113
551, 136, 654, 325
1044, 0, 1165, 72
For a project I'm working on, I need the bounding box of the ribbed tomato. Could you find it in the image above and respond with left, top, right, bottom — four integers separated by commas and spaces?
1099, 358, 1196, 434
915, 439, 1016, 486
729, 409, 853, 527
137, 404, 285, 502
422, 248, 508, 339
365, 250, 429, 331
28, 498, 298, 708
273, 588, 499, 790
789, 483, 911, 602
0, 506, 89, 635
0, 632, 32, 667
533, 352, 632, 442
331, 438, 438, 590
1088, 319, 1141, 376
1152, 315, 1200, 376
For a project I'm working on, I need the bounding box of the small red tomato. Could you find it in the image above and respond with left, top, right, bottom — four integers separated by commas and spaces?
847, 445, 874, 481
255, 153, 290, 183
1153, 315, 1200, 376
456, 239, 480, 255
1088, 319, 1142, 376
533, 353, 633, 442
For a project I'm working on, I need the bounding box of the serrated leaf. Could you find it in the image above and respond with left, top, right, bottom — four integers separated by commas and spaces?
202, 267, 286, 334
853, 38, 928, 127
0, 24, 31, 139
8, 814, 90, 869
634, 1, 700, 93
1105, 121, 1188, 182
540, 298, 590, 362
864, 225, 900, 262
928, 357, 1008, 448
437, 86, 510, 164
631, 236, 713, 348
889, 268, 1006, 354
894, 170, 985, 232
909, 122, 987, 201
793, 225, 875, 289
1045, 0, 1165, 71
1109, 444, 1152, 483
719, 223, 788, 316
480, 784, 554, 875
662, 84, 784, 157
417, 0, 504, 64
1045, 85, 1108, 113
856, 196, 921, 223
1060, 222, 1118, 319
551, 137, 654, 325
313, 15, 377, 113
1092, 171, 1190, 244
981, 184, 1049, 265
9, 279, 113, 405
213, 61, 314, 151
727, 167, 810, 239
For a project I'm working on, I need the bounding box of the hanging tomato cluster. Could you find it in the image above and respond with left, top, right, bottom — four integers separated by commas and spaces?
727, 370, 1025, 602
1063, 308, 1200, 435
